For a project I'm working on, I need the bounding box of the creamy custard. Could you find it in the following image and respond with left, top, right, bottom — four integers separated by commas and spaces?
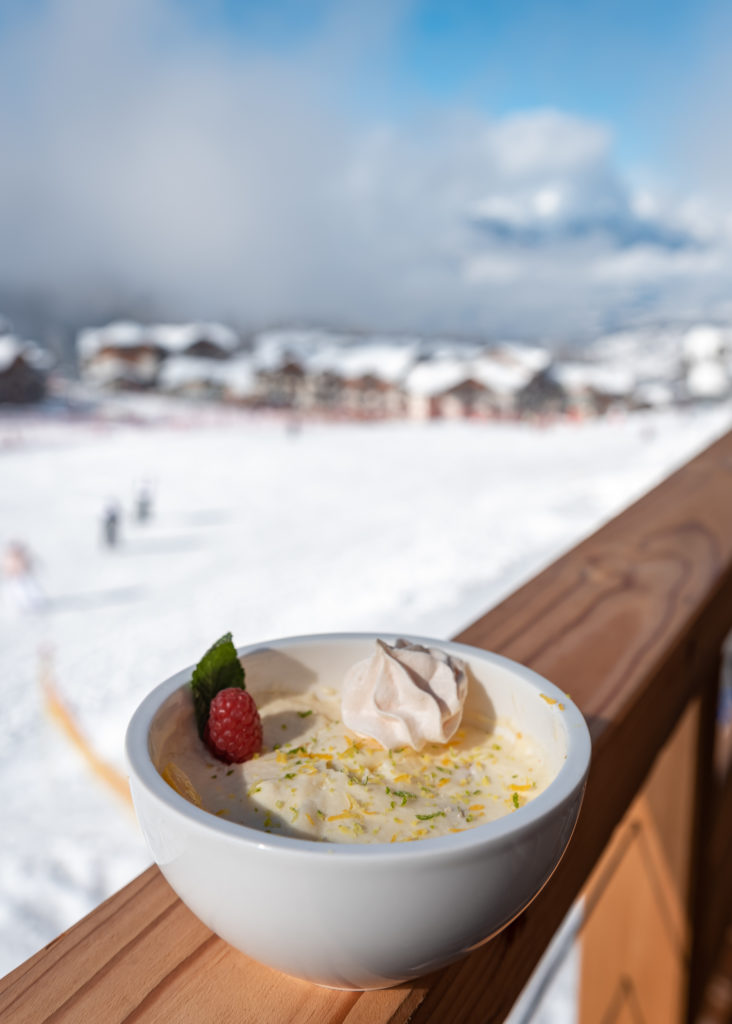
154, 684, 553, 843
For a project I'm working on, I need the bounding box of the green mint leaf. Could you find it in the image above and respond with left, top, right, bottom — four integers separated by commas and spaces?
190, 632, 245, 737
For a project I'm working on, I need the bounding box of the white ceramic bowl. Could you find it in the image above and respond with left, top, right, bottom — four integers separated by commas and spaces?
126, 633, 591, 990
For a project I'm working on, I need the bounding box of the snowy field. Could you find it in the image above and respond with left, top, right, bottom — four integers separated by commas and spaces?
1, 401, 731, 988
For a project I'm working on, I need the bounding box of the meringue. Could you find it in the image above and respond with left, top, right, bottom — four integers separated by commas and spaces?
341, 638, 468, 751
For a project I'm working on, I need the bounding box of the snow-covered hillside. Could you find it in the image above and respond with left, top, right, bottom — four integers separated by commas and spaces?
1, 402, 731, 978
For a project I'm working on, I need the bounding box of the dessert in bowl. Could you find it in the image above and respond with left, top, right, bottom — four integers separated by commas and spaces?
126, 632, 591, 990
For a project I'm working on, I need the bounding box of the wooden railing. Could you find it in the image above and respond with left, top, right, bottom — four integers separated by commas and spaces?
3, 428, 732, 1024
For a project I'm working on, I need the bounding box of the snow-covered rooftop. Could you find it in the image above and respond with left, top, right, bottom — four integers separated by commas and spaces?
150, 322, 239, 354
590, 327, 683, 380
304, 342, 417, 384
77, 321, 148, 360
633, 381, 675, 407
686, 360, 730, 399
404, 353, 539, 398
78, 321, 240, 361
551, 361, 635, 396
158, 354, 255, 396
492, 341, 551, 373
683, 325, 729, 362
252, 330, 424, 380
0, 335, 25, 372
0, 335, 53, 374
471, 355, 534, 395
404, 358, 474, 397
252, 329, 352, 372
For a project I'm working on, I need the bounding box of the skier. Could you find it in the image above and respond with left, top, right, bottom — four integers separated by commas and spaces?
135, 482, 153, 524
102, 502, 120, 548
1, 540, 45, 614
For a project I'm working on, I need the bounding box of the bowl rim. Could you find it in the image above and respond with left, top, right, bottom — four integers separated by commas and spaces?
126, 631, 591, 862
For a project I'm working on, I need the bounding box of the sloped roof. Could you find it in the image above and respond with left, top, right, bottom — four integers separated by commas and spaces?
471, 355, 534, 395
550, 361, 635, 396
0, 335, 53, 373
404, 358, 474, 397
77, 321, 149, 360
252, 330, 424, 381
305, 342, 417, 384
78, 321, 240, 361
252, 329, 351, 372
492, 341, 551, 373
150, 322, 239, 354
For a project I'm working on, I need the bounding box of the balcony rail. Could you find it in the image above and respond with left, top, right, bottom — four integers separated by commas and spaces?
2, 429, 732, 1023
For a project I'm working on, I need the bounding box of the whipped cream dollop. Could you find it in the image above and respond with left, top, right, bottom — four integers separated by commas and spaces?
341, 639, 468, 750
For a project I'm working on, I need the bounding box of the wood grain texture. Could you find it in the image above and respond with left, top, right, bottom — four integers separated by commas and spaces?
579, 702, 698, 1024
3, 429, 732, 1023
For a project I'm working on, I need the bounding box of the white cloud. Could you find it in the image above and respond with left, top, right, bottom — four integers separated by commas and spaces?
487, 109, 610, 177
590, 246, 725, 283
1, 0, 731, 339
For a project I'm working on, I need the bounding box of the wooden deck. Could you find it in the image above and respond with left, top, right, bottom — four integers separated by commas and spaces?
3, 428, 732, 1023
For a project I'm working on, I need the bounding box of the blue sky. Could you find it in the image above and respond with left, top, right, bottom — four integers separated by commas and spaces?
0, 0, 731, 338
176, 0, 723, 169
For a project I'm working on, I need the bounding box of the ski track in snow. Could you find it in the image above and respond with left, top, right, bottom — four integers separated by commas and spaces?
1, 403, 731, 982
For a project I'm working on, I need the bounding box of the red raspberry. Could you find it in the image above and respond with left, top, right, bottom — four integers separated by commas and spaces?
204, 687, 262, 763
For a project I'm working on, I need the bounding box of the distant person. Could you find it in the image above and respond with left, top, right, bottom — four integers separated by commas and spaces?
1, 540, 45, 615
135, 482, 153, 524
102, 502, 121, 548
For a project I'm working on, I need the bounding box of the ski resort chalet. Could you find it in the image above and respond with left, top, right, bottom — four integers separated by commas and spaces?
74, 321, 732, 420
0, 334, 53, 404
77, 321, 240, 390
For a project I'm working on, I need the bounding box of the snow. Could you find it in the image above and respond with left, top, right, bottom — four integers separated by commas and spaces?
683, 325, 728, 362
75, 321, 732, 419
589, 327, 684, 380
551, 360, 636, 397
78, 321, 240, 363
493, 341, 552, 373
150, 322, 239, 354
157, 354, 255, 394
633, 380, 675, 408
158, 355, 224, 389
0, 336, 53, 374
405, 354, 534, 399
0, 335, 25, 371
305, 342, 417, 383
472, 355, 534, 395
77, 321, 147, 360
1, 401, 731, 984
252, 329, 351, 371
218, 356, 257, 397
405, 357, 472, 396
686, 360, 730, 399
